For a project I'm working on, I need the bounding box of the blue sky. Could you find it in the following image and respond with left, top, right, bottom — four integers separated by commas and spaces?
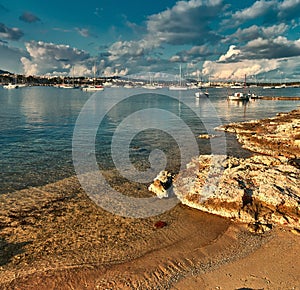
0, 0, 300, 81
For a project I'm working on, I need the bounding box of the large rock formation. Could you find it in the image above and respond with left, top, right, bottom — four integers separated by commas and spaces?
149, 109, 300, 233
173, 155, 300, 232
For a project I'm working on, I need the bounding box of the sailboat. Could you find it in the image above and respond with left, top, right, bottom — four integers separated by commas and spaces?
169, 65, 187, 90
142, 73, 158, 89
82, 62, 104, 92
227, 74, 249, 101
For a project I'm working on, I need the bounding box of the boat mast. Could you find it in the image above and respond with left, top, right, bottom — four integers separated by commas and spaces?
244, 74, 247, 94
179, 64, 182, 87
92, 61, 97, 86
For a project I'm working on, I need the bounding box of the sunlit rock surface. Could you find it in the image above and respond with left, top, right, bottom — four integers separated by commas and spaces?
173, 154, 300, 232
217, 109, 300, 159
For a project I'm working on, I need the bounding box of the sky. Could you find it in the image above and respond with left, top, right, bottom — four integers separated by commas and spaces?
0, 0, 300, 82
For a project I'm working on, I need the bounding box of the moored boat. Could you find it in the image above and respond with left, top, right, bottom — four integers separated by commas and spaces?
169, 64, 187, 90
227, 92, 249, 101
169, 85, 188, 91
81, 85, 104, 92
227, 74, 251, 101
3, 83, 19, 89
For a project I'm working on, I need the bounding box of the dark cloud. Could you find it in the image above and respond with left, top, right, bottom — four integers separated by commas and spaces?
98, 51, 111, 57
223, 0, 278, 27
278, 0, 300, 22
170, 45, 216, 63
19, 11, 41, 23
147, 0, 224, 45
225, 23, 289, 43
0, 23, 24, 40
244, 37, 300, 59
224, 0, 300, 28
219, 37, 300, 63
0, 42, 28, 73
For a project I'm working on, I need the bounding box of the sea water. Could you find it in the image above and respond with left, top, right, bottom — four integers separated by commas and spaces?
0, 86, 299, 194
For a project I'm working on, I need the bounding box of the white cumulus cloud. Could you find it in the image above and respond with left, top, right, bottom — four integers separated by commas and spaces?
21, 41, 90, 75
218, 45, 241, 62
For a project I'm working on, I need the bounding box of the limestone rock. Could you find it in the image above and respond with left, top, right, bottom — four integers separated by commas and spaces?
148, 171, 173, 199
173, 155, 300, 230
216, 109, 300, 159
198, 134, 218, 139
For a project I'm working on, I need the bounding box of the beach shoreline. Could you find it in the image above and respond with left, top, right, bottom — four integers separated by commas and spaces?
0, 108, 299, 289
0, 178, 273, 289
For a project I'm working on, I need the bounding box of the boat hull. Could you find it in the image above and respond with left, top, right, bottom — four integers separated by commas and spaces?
169, 86, 188, 91
3, 84, 19, 89
82, 86, 104, 92
228, 92, 249, 101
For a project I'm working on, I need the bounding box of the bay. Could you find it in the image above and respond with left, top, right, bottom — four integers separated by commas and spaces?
0, 86, 299, 194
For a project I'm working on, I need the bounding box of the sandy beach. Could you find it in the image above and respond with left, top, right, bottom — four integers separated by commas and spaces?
0, 179, 279, 289
0, 109, 299, 289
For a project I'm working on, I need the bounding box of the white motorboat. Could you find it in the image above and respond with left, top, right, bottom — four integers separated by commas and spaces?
82, 85, 104, 92
227, 74, 251, 101
169, 85, 188, 91
59, 84, 75, 89
3, 83, 19, 89
227, 92, 249, 101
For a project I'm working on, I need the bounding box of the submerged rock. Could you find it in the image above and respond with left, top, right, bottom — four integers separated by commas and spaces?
198, 134, 218, 139
173, 155, 300, 231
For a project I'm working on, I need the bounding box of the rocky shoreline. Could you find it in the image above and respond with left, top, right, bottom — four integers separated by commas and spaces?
173, 154, 299, 233
169, 108, 300, 233
217, 109, 300, 159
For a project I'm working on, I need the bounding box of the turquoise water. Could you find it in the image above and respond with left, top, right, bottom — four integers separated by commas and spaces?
0, 86, 299, 194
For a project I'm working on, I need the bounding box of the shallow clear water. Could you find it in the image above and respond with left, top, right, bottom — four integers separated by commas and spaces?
0, 86, 299, 194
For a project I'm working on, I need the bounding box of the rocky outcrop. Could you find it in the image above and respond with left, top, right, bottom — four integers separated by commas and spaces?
198, 134, 218, 139
216, 109, 300, 159
148, 109, 300, 232
173, 155, 300, 232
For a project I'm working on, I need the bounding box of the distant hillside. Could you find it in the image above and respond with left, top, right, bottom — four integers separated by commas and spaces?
0, 69, 11, 75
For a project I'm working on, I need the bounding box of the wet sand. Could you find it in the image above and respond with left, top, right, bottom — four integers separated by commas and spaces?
0, 175, 274, 289
174, 228, 300, 289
